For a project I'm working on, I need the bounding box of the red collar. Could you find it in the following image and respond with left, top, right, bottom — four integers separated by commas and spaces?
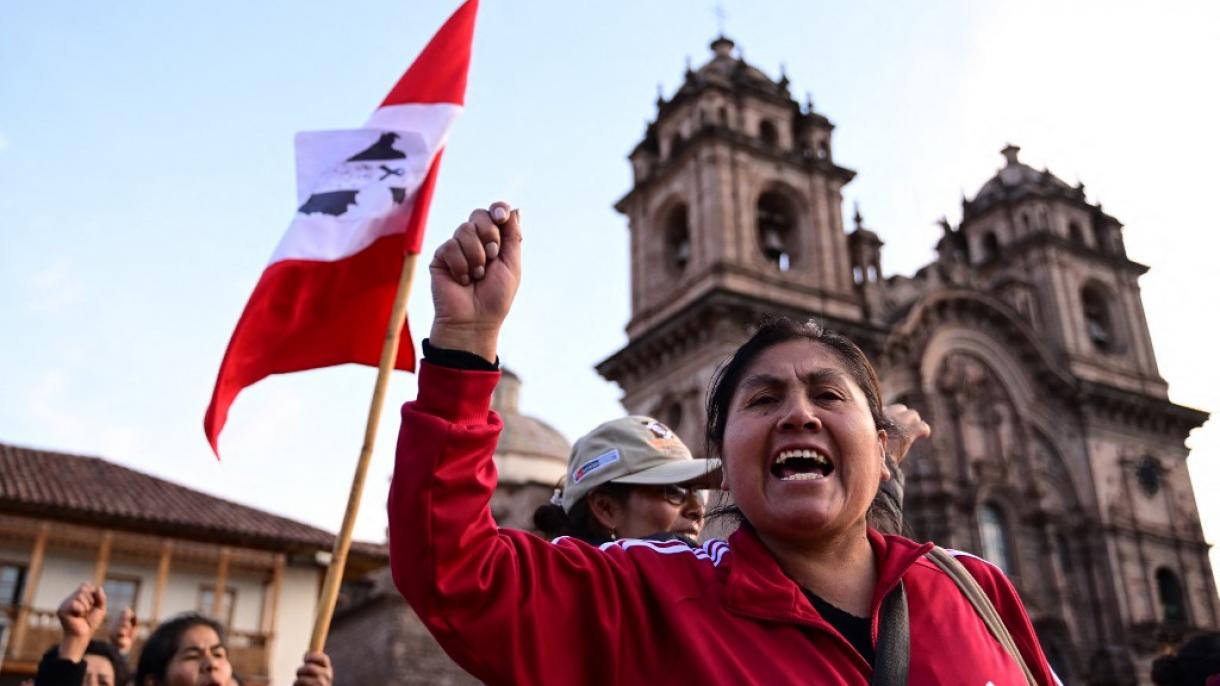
721, 525, 933, 629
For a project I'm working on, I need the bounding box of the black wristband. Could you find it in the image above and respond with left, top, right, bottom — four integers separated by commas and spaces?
422, 338, 500, 371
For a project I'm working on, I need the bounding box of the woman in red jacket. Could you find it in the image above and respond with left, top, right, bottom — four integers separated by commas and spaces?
390, 202, 1057, 685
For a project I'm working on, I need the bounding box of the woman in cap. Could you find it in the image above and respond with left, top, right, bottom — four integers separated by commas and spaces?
390, 202, 1053, 685
532, 415, 719, 544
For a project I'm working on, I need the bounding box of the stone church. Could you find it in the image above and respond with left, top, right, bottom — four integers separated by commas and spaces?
595, 35, 1217, 685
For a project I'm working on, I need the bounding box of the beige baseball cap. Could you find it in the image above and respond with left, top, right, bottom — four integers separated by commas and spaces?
560, 416, 722, 513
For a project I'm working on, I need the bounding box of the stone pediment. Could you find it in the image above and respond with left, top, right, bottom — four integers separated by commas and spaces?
881, 288, 1076, 398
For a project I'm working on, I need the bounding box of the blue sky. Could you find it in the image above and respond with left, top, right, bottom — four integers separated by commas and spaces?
2, 2, 1217, 588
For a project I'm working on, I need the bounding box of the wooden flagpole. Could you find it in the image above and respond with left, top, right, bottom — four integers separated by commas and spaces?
308, 250, 419, 652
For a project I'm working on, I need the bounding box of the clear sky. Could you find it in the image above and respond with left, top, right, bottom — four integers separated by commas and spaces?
2, 2, 1217, 589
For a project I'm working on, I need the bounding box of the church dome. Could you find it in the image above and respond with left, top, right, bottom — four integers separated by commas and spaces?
674, 36, 789, 102
492, 369, 571, 487
966, 145, 1077, 218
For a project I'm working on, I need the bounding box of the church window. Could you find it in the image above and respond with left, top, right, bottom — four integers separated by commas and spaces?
853, 266, 864, 285
1156, 567, 1188, 623
103, 576, 140, 622
669, 133, 685, 159
664, 401, 684, 434
757, 191, 797, 271
759, 119, 779, 147
1081, 284, 1116, 352
0, 562, 26, 606
980, 232, 1000, 263
718, 106, 728, 125
1135, 455, 1162, 497
816, 141, 830, 160
1056, 533, 1072, 573
664, 204, 692, 272
1068, 222, 1085, 245
1018, 211, 1034, 235
197, 585, 237, 627
978, 503, 1012, 574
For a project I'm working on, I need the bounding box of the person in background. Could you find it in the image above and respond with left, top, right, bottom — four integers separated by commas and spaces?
133, 613, 332, 686
36, 583, 332, 686
35, 584, 127, 686
531, 415, 719, 544
107, 607, 137, 660
1151, 632, 1220, 686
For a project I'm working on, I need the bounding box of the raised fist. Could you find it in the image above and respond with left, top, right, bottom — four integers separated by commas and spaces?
108, 606, 138, 655
428, 202, 522, 362
56, 582, 107, 661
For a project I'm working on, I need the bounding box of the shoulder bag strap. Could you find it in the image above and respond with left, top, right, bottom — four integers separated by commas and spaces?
925, 546, 1038, 686
870, 581, 909, 686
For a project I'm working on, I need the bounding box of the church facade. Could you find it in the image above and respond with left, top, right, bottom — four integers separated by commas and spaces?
596, 36, 1216, 685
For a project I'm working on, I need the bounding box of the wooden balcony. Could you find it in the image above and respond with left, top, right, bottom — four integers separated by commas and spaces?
1, 605, 270, 685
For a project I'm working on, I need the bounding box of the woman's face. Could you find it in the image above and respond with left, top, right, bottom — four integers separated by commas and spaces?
83, 654, 116, 686
618, 484, 705, 539
162, 624, 232, 686
591, 483, 706, 540
720, 339, 888, 545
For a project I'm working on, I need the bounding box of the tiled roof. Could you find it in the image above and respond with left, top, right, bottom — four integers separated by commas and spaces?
0, 442, 387, 562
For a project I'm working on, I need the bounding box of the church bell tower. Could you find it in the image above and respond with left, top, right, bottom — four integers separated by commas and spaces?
597, 36, 875, 450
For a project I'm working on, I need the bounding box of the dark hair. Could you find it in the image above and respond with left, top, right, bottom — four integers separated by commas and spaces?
135, 613, 226, 685
532, 482, 634, 543
704, 317, 904, 533
43, 640, 129, 685
1151, 632, 1220, 686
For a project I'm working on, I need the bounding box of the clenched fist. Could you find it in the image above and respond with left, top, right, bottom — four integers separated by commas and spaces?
429, 202, 522, 362
56, 583, 107, 662
108, 606, 137, 655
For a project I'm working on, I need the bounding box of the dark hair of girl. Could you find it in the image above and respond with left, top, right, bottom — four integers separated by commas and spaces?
87, 639, 129, 685
532, 482, 634, 543
135, 613, 226, 685
704, 317, 905, 533
42, 640, 129, 685
1151, 631, 1220, 686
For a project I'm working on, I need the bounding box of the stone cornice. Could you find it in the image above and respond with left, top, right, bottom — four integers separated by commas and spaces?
881, 288, 1079, 397
625, 261, 861, 337
962, 179, 1112, 223
1080, 380, 1209, 438
598, 288, 884, 387
974, 231, 1148, 276
617, 124, 856, 212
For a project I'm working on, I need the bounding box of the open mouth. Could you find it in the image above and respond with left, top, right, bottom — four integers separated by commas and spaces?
771, 448, 834, 482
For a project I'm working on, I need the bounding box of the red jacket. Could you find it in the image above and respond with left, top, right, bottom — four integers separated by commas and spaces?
389, 363, 1058, 685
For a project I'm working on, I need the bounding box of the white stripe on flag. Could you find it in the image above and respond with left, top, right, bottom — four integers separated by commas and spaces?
270, 103, 461, 264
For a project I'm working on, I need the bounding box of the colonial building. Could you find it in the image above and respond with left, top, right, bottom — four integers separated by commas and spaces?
0, 442, 386, 686
596, 35, 1216, 685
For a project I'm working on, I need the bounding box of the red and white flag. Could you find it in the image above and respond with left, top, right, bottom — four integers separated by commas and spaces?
204, 0, 478, 455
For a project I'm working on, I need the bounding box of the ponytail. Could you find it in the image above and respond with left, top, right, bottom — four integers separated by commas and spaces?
531, 483, 632, 543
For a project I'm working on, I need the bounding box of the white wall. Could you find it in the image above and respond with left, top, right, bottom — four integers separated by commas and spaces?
4, 540, 323, 685
268, 564, 321, 686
